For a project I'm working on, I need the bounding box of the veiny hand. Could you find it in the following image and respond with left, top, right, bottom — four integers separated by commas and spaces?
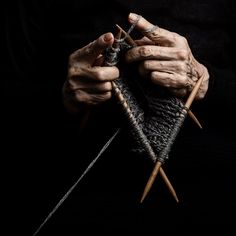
125, 13, 209, 99
63, 33, 120, 113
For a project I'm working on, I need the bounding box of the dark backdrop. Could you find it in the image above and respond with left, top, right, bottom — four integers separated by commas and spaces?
3, 0, 236, 235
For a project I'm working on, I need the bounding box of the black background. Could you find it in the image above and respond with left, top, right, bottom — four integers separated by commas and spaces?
3, 0, 236, 235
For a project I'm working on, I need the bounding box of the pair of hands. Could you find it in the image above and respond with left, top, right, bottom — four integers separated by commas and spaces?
63, 13, 209, 113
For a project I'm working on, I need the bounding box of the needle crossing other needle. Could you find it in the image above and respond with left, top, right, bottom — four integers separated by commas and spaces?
140, 74, 205, 203
112, 26, 179, 203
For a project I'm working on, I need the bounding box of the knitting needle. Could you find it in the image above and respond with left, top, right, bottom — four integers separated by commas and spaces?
140, 74, 204, 203
188, 109, 202, 129
112, 81, 179, 203
116, 24, 137, 46
113, 27, 179, 203
116, 23, 202, 130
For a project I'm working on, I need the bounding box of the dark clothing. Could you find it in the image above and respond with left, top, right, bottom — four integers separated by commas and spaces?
3, 0, 236, 235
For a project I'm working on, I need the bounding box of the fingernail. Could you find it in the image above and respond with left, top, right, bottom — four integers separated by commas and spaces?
104, 33, 113, 42
129, 13, 139, 23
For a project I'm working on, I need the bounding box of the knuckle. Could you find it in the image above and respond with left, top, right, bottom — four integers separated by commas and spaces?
172, 32, 180, 42
180, 36, 188, 45
179, 62, 187, 72
103, 82, 112, 91
183, 74, 191, 86
139, 46, 152, 58
177, 49, 189, 60
150, 71, 166, 86
68, 65, 83, 78
169, 73, 177, 86
143, 60, 151, 70
68, 67, 76, 78
155, 26, 162, 36
92, 69, 105, 80
150, 71, 157, 83
159, 61, 165, 68
183, 74, 189, 83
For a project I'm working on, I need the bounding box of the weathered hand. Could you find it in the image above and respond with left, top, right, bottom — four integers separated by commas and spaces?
125, 13, 209, 99
63, 33, 120, 113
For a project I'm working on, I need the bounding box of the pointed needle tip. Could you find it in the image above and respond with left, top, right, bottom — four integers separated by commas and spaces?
140, 194, 146, 204
175, 196, 180, 203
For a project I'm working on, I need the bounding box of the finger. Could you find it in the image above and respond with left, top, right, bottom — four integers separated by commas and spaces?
71, 80, 113, 93
139, 60, 188, 76
150, 71, 189, 89
125, 45, 188, 63
70, 33, 114, 64
74, 90, 112, 105
68, 66, 119, 82
134, 36, 154, 46
128, 13, 179, 46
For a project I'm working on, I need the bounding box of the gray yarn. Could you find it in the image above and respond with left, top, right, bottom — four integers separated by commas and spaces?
104, 20, 188, 163
115, 77, 188, 163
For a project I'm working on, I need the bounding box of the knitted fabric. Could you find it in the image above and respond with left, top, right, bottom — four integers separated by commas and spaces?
105, 37, 188, 163
115, 77, 188, 163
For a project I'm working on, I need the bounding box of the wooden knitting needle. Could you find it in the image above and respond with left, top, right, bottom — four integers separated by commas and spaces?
117, 23, 203, 202
112, 81, 179, 203
113, 27, 179, 203
116, 24, 137, 46
140, 74, 205, 203
188, 109, 202, 129
116, 23, 202, 130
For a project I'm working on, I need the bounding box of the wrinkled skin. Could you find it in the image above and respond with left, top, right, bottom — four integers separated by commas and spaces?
63, 13, 209, 113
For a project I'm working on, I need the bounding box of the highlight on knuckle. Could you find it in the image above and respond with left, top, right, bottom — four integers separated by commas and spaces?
179, 62, 187, 73
93, 69, 105, 80
172, 32, 180, 42
68, 67, 76, 77
139, 46, 152, 58
180, 36, 188, 45
143, 60, 151, 70
177, 49, 188, 60
103, 82, 112, 91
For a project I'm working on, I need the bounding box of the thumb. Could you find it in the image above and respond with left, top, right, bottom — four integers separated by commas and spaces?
72, 33, 115, 64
